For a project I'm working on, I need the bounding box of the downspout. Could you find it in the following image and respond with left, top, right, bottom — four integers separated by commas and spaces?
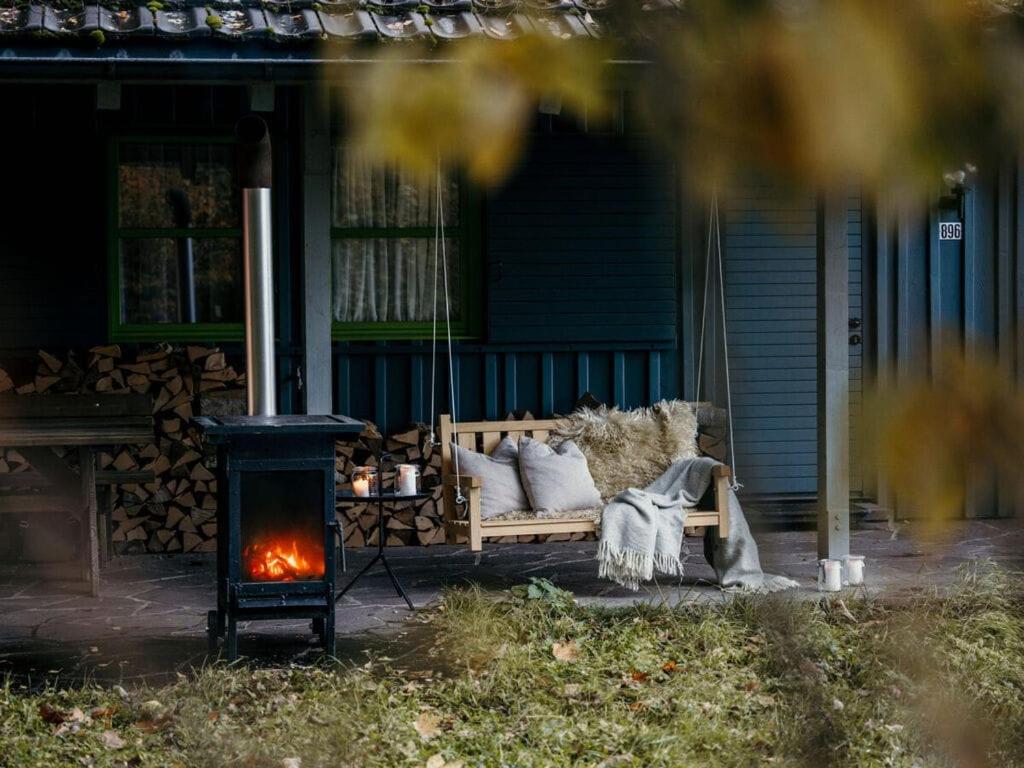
237, 114, 276, 417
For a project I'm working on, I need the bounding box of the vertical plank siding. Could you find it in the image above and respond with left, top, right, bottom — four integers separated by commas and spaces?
331, 345, 675, 432
869, 169, 1024, 518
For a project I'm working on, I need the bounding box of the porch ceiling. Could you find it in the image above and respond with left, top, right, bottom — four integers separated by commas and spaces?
0, 0, 678, 76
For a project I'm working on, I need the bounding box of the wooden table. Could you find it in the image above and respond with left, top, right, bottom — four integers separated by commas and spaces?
0, 394, 153, 595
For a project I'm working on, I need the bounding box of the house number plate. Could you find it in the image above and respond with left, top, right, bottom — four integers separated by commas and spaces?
939, 221, 963, 241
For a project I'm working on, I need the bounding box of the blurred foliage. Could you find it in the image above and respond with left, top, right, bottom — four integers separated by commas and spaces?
334, 35, 608, 185
326, 0, 1024, 193
867, 349, 1024, 525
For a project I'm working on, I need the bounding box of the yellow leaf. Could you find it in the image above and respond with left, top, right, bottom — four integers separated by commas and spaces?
552, 640, 579, 662
414, 711, 441, 741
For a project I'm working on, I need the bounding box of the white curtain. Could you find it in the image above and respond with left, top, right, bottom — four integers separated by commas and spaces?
331, 153, 459, 324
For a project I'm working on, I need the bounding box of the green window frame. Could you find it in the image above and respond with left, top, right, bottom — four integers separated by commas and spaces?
107, 135, 245, 342
329, 160, 482, 342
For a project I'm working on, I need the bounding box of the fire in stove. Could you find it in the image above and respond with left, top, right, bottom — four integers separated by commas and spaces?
244, 537, 324, 581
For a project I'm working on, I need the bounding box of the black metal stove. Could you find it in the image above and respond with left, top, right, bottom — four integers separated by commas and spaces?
197, 414, 362, 659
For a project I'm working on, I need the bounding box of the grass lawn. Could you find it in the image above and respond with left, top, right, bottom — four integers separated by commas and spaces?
2, 565, 1023, 768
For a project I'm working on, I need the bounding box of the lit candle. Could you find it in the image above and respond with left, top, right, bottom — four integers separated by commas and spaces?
353, 477, 369, 497
398, 464, 418, 496
818, 559, 842, 592
844, 555, 865, 586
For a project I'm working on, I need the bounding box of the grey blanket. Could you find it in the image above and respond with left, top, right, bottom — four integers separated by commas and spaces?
597, 457, 798, 592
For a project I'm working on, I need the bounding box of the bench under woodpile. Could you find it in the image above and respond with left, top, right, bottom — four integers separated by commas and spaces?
0, 394, 152, 594
439, 408, 731, 552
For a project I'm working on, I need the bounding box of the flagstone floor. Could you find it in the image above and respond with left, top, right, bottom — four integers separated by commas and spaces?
0, 520, 1020, 688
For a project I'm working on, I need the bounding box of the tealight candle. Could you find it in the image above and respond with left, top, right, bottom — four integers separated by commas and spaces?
397, 464, 419, 496
844, 555, 865, 586
818, 558, 842, 592
352, 466, 377, 498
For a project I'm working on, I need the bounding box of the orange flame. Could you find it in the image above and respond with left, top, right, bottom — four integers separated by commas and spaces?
244, 537, 324, 582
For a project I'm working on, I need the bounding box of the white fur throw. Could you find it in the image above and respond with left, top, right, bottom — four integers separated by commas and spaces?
550, 400, 699, 500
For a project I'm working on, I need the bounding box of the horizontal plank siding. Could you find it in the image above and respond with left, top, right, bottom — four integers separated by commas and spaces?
487, 134, 677, 345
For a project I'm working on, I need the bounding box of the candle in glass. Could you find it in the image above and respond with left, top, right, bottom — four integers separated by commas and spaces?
397, 464, 418, 496
353, 476, 369, 497
818, 559, 842, 592
844, 555, 865, 586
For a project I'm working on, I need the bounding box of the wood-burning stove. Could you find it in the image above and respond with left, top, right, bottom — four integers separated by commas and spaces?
197, 414, 362, 659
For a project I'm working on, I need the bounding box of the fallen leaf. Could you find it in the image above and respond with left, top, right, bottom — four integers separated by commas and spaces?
39, 703, 67, 724
661, 661, 678, 673
414, 711, 441, 741
426, 756, 446, 768
90, 705, 118, 720
832, 698, 845, 711
552, 640, 579, 662
562, 683, 582, 697
630, 670, 649, 683
99, 730, 126, 750
282, 758, 302, 768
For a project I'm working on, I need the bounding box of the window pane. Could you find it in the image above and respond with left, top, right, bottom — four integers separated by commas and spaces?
331, 238, 461, 324
119, 142, 239, 229
332, 152, 458, 228
120, 238, 243, 325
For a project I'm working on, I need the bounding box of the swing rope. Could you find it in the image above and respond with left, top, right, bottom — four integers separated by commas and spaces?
427, 162, 465, 505
695, 192, 742, 492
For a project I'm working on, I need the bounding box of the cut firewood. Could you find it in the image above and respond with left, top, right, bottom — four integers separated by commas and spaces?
112, 451, 138, 472
204, 352, 226, 372
190, 463, 215, 482
38, 349, 63, 373
182, 532, 202, 552
143, 455, 171, 476
0, 369, 13, 394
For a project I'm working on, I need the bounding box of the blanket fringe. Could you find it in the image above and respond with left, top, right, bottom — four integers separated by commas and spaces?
596, 540, 682, 591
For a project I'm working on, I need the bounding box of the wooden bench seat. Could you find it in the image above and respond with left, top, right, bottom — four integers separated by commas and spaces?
439, 414, 731, 552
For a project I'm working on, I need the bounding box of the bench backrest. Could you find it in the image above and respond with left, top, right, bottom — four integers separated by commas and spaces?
439, 415, 560, 477
438, 402, 724, 478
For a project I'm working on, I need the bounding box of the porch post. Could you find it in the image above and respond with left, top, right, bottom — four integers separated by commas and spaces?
817, 188, 850, 559
302, 85, 333, 415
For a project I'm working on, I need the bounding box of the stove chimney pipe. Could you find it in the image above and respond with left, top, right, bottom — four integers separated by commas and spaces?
236, 115, 276, 416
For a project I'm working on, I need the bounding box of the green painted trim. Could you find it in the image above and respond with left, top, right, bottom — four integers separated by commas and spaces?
118, 228, 242, 239
329, 169, 483, 342
108, 135, 244, 343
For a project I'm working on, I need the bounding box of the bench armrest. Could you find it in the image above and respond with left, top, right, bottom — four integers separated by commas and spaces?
712, 464, 732, 479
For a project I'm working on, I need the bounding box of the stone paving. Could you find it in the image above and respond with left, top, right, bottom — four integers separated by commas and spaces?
0, 520, 1020, 687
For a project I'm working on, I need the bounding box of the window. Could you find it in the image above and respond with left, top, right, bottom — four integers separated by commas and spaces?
330, 151, 480, 340
109, 138, 244, 341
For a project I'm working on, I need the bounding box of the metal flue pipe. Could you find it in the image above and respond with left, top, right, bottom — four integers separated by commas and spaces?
236, 114, 276, 416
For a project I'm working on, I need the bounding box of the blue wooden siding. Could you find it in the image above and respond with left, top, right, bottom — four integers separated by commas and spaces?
722, 181, 864, 497
332, 345, 676, 432
870, 164, 1023, 518
487, 135, 678, 344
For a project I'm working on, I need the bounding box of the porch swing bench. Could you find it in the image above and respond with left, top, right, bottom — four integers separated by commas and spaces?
438, 414, 732, 552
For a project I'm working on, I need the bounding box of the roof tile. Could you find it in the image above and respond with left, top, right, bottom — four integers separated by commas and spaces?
265, 8, 323, 39
0, 4, 43, 34
425, 11, 482, 40
155, 8, 211, 37
318, 8, 377, 40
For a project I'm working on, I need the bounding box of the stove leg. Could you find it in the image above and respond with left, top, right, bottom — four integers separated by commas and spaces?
225, 617, 238, 660
206, 610, 222, 653
324, 612, 336, 657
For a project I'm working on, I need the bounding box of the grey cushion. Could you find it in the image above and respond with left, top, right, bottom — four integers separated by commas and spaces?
518, 437, 602, 517
451, 437, 529, 520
